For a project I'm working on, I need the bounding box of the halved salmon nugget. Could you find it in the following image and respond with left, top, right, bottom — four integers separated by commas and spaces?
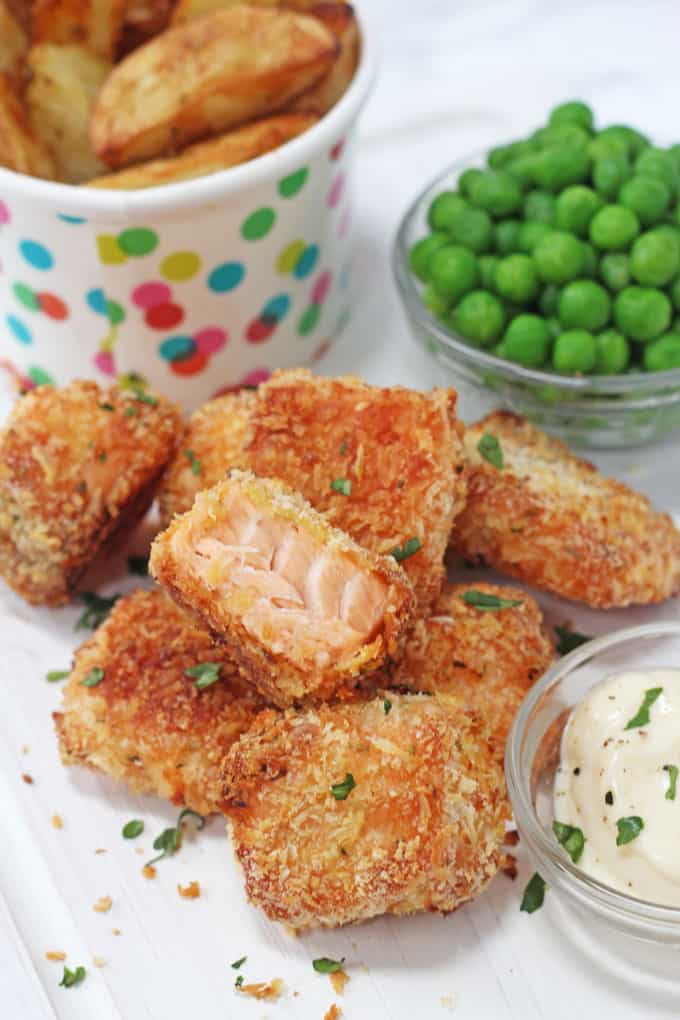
387, 582, 554, 763
220, 694, 509, 930
0, 381, 182, 606
246, 369, 467, 611
452, 411, 680, 608
54, 589, 265, 815
158, 389, 254, 528
150, 470, 415, 707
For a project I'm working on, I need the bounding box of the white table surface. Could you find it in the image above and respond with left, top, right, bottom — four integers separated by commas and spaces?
3, 2, 680, 1017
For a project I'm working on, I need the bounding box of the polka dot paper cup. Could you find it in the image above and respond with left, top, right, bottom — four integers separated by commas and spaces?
0, 14, 375, 409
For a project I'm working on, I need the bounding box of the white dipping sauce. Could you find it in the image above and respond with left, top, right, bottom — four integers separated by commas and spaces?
554, 669, 680, 906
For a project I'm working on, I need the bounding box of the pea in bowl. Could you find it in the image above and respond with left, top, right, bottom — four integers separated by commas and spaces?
393, 150, 680, 449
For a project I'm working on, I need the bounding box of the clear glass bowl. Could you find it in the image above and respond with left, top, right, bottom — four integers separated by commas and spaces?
506, 621, 680, 952
393, 156, 680, 449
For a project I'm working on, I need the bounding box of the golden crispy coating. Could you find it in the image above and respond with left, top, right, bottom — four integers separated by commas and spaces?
387, 582, 554, 763
451, 412, 680, 609
54, 589, 265, 815
220, 694, 508, 930
150, 470, 415, 707
246, 369, 466, 611
158, 389, 254, 527
0, 381, 182, 606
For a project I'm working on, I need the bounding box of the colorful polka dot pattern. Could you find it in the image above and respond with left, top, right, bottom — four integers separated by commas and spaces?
276, 240, 319, 280
245, 293, 291, 344
86, 288, 125, 326
97, 227, 159, 265
298, 270, 332, 337
159, 326, 228, 376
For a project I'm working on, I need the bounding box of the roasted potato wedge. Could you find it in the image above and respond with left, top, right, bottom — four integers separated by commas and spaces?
118, 0, 174, 55
26, 43, 109, 182
288, 2, 358, 115
170, 0, 278, 26
90, 6, 337, 168
31, 0, 127, 60
88, 112, 316, 189
0, 0, 28, 86
0, 73, 55, 176
4, 0, 33, 32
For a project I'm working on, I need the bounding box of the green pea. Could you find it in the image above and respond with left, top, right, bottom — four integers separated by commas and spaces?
589, 204, 640, 250
516, 221, 552, 254
428, 245, 479, 302
523, 190, 556, 224
588, 135, 628, 162
495, 219, 521, 254
502, 314, 552, 367
580, 241, 598, 277
532, 145, 591, 192
546, 316, 561, 339
422, 284, 451, 319
554, 185, 603, 237
539, 284, 559, 316
643, 332, 680, 371
599, 253, 631, 292
409, 232, 449, 282
595, 329, 631, 373
630, 229, 680, 286
478, 255, 500, 290
427, 191, 468, 232
618, 175, 670, 226
488, 140, 537, 171
505, 153, 539, 190
458, 167, 484, 197
552, 329, 597, 374
534, 123, 590, 151
598, 125, 650, 159
635, 148, 678, 196
558, 280, 611, 331
614, 286, 671, 341
533, 230, 585, 284
548, 100, 594, 132
468, 170, 523, 217
451, 290, 506, 347
653, 224, 680, 260
668, 144, 680, 173
593, 154, 631, 199
448, 206, 494, 253
494, 253, 539, 303
670, 276, 680, 312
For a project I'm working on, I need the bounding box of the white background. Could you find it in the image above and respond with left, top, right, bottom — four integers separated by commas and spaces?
3, 2, 680, 1017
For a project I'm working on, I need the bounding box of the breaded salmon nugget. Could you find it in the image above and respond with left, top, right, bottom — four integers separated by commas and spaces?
158, 389, 253, 527
388, 582, 554, 763
0, 382, 182, 606
220, 694, 508, 930
150, 470, 415, 707
451, 411, 680, 608
246, 369, 466, 611
54, 589, 265, 815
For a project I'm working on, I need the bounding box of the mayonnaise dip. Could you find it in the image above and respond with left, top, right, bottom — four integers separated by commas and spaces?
554, 669, 680, 907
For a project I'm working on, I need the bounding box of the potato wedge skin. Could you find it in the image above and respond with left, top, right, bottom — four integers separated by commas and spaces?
31, 0, 127, 60
117, 0, 174, 56
0, 73, 55, 175
27, 43, 109, 182
170, 0, 278, 27
90, 6, 337, 168
288, 2, 358, 115
88, 112, 316, 189
0, 0, 28, 87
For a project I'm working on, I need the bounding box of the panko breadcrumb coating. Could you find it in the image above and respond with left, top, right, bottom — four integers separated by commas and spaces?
387, 582, 554, 763
150, 470, 414, 707
0, 381, 182, 605
246, 370, 466, 611
54, 589, 265, 815
158, 389, 253, 527
220, 694, 508, 930
451, 412, 680, 608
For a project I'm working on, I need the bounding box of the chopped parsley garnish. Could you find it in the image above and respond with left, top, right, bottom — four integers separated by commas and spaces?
664, 764, 678, 801
46, 669, 70, 682
460, 590, 522, 612
146, 807, 205, 867
552, 820, 585, 864
231, 956, 247, 970
184, 449, 202, 476
127, 555, 149, 576
340, 440, 347, 456
235, 975, 244, 988
383, 698, 392, 715
330, 477, 352, 496
98, 450, 107, 462
80, 667, 104, 688
122, 819, 144, 839
520, 872, 546, 913
330, 773, 356, 801
616, 815, 644, 846
124, 405, 139, 418
133, 390, 158, 406
75, 591, 120, 630
391, 537, 421, 563
477, 433, 503, 469
184, 662, 223, 689
98, 402, 114, 412
59, 965, 86, 988
313, 957, 345, 974
554, 625, 592, 656
624, 687, 663, 730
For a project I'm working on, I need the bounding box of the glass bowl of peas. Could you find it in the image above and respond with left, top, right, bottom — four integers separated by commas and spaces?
393, 100, 680, 447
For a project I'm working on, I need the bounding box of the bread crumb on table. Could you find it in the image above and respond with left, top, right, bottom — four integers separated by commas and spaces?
95, 848, 107, 854
93, 895, 113, 913
93, 956, 106, 968
21, 744, 30, 754
237, 978, 285, 1001
51, 814, 63, 829
324, 1006, 342, 1020
177, 880, 200, 899
330, 970, 349, 995
45, 951, 66, 962
111, 928, 122, 936
22, 773, 33, 784
142, 864, 156, 879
